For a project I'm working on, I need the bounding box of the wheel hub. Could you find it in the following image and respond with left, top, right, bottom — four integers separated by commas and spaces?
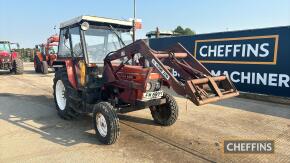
55, 80, 66, 111
96, 113, 107, 137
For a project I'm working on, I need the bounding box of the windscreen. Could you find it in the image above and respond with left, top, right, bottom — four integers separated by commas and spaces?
0, 43, 10, 53
10, 43, 19, 50
48, 46, 58, 54
84, 27, 132, 64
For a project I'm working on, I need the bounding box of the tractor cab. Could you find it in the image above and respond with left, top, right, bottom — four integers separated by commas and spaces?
0, 41, 11, 53
55, 16, 164, 103
55, 16, 136, 86
10, 43, 20, 51
56, 16, 132, 66
46, 35, 59, 57
47, 44, 58, 55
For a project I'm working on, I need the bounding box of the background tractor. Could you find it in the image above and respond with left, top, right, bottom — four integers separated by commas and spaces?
34, 35, 59, 74
0, 41, 23, 74
52, 16, 239, 145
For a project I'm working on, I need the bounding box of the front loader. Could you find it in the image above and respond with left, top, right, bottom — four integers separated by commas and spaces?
34, 35, 59, 74
52, 16, 239, 145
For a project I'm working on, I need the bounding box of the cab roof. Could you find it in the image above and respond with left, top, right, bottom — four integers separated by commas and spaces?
0, 41, 10, 43
146, 31, 173, 36
60, 15, 133, 29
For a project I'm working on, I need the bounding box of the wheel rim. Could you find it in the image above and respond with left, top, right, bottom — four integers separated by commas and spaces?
96, 113, 108, 137
55, 80, 66, 111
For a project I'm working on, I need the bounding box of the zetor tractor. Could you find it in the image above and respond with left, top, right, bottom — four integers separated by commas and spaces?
52, 16, 239, 145
0, 41, 23, 74
34, 35, 59, 74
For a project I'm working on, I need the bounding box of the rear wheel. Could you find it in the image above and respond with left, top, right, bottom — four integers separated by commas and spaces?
41, 61, 48, 74
93, 102, 120, 145
53, 68, 80, 120
12, 58, 24, 75
150, 92, 179, 126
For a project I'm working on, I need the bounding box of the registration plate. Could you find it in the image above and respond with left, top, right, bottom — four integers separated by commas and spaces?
143, 91, 163, 100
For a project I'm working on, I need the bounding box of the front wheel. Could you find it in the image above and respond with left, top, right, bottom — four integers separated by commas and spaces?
150, 92, 179, 126
41, 61, 48, 74
12, 58, 24, 74
93, 102, 120, 145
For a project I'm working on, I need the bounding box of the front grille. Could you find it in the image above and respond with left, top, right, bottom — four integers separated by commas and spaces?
0, 62, 12, 70
0, 56, 10, 63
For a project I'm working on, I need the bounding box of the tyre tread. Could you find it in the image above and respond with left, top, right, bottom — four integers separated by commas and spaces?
150, 92, 179, 126
53, 68, 80, 120
93, 102, 120, 145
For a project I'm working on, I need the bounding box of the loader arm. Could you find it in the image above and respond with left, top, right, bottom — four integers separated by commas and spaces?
104, 40, 239, 106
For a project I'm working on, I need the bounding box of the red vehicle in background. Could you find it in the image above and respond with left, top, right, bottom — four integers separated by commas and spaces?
34, 35, 59, 74
0, 41, 23, 74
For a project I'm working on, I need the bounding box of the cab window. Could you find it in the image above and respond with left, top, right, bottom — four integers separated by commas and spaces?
58, 28, 71, 57
70, 27, 83, 57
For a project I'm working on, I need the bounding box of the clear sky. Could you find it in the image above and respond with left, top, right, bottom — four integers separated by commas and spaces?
0, 0, 289, 48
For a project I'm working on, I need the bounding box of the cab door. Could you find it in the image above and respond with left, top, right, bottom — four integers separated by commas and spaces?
57, 27, 86, 89
69, 27, 87, 88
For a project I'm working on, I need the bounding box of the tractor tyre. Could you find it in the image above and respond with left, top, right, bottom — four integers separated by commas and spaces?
93, 102, 120, 145
41, 61, 48, 74
12, 58, 24, 75
53, 68, 80, 120
150, 92, 179, 126
34, 56, 41, 73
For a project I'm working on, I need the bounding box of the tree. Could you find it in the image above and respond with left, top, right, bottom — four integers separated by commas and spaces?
173, 26, 195, 36
183, 28, 195, 35
173, 26, 184, 34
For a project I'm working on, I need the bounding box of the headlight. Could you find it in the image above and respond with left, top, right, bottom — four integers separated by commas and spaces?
146, 82, 152, 91
155, 82, 161, 90
81, 22, 90, 31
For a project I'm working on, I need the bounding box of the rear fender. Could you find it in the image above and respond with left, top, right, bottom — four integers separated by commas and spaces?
53, 59, 77, 89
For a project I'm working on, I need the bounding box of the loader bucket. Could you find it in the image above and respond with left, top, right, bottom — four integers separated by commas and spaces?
185, 75, 239, 106
143, 42, 239, 106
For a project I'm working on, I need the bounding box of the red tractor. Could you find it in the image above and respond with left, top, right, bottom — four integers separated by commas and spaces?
34, 35, 59, 74
0, 41, 23, 74
52, 16, 239, 145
